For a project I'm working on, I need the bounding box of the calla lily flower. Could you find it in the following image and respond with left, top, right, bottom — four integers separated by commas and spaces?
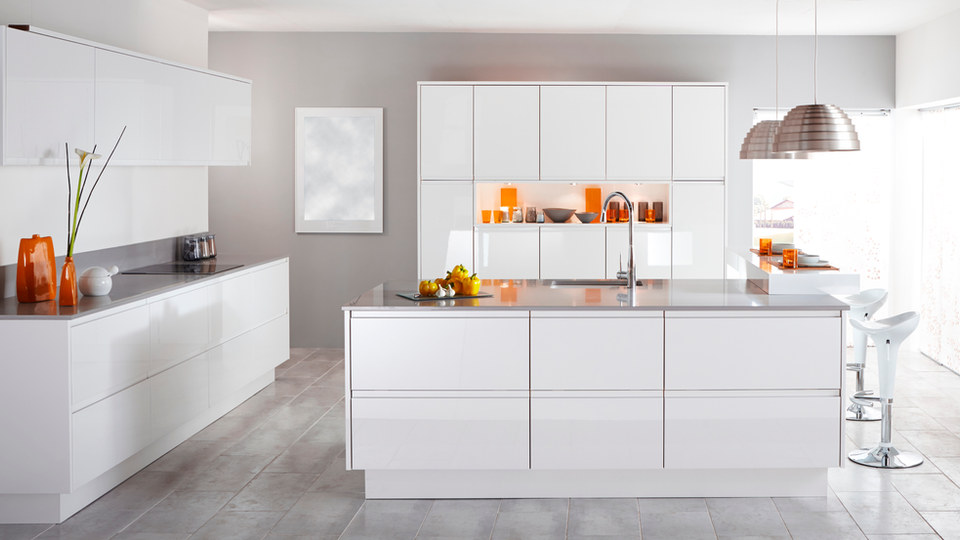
74, 148, 102, 164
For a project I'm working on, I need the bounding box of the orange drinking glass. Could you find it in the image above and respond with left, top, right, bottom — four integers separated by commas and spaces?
493, 210, 502, 224
481, 210, 491, 223
782, 248, 799, 268
759, 238, 772, 255
645, 208, 655, 223
619, 208, 629, 222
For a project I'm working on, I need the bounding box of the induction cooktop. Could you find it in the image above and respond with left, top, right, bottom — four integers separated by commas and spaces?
122, 262, 243, 275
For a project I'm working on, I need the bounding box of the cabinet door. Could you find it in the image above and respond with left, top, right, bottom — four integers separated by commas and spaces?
474, 86, 539, 180
149, 352, 209, 439
209, 74, 251, 165
71, 305, 150, 411
420, 182, 474, 278
665, 394, 840, 469
540, 226, 605, 279
531, 392, 662, 469
95, 48, 162, 163
3, 28, 95, 164
530, 312, 663, 390
352, 395, 529, 470
671, 182, 724, 279
606, 227, 672, 279
351, 313, 528, 390
210, 262, 289, 344
476, 227, 539, 279
673, 86, 725, 179
420, 85, 473, 180
607, 85, 672, 180
540, 86, 605, 180
664, 313, 842, 390
149, 286, 211, 376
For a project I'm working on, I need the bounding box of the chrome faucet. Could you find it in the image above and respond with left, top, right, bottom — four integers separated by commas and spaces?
601, 191, 637, 296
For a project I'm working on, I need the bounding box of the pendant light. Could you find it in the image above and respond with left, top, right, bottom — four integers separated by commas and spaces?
773, 0, 860, 153
739, 0, 800, 159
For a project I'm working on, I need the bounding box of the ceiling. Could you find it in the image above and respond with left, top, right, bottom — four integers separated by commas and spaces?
184, 0, 960, 35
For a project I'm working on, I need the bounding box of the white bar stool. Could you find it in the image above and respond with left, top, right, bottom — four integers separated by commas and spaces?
848, 311, 922, 469
840, 289, 887, 421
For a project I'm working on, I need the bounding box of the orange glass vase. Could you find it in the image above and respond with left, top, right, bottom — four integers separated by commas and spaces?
59, 256, 78, 306
16, 234, 57, 303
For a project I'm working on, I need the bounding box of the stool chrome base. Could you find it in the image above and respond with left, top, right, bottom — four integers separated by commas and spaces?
846, 403, 882, 422
849, 445, 923, 469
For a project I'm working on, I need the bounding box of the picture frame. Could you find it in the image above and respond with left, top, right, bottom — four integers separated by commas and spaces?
294, 107, 383, 233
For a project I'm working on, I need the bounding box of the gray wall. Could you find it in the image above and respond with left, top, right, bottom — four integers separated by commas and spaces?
207, 32, 894, 348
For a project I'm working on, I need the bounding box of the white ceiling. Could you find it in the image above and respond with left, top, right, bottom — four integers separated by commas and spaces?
184, 0, 960, 35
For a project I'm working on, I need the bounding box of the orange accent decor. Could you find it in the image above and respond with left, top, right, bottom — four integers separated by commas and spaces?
493, 209, 502, 223
481, 210, 491, 223
759, 238, 772, 256
584, 288, 602, 304
16, 234, 57, 303
645, 208, 655, 223
58, 256, 78, 306
585, 188, 602, 223
500, 283, 518, 303
500, 187, 517, 209
619, 208, 630, 222
782, 248, 799, 269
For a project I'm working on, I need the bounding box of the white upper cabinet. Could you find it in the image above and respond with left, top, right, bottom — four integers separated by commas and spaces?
607, 85, 672, 181
540, 86, 605, 180
207, 72, 251, 165
671, 182, 724, 279
2, 28, 95, 164
673, 86, 725, 179
420, 85, 473, 180
420, 182, 474, 278
474, 86, 539, 181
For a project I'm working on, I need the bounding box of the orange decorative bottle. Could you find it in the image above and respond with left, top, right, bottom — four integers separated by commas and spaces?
59, 257, 78, 306
16, 235, 57, 302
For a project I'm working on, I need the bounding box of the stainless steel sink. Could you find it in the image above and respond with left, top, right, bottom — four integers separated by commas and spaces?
546, 279, 644, 287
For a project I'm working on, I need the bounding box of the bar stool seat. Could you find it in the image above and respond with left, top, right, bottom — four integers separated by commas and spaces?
840, 289, 887, 422
848, 311, 922, 469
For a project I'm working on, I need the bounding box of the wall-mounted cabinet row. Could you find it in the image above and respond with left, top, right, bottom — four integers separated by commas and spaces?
0, 26, 251, 166
419, 83, 726, 182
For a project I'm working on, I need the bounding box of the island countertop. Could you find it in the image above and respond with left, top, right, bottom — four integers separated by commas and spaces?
343, 278, 850, 311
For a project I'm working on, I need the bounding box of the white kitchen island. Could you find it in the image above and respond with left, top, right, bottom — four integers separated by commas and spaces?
343, 279, 849, 498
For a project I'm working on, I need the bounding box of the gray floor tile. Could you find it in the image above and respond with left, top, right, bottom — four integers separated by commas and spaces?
301, 416, 346, 445
900, 430, 960, 457
779, 510, 866, 539
340, 499, 433, 540
706, 498, 789, 538
920, 511, 960, 539
177, 453, 273, 492
865, 535, 943, 540
260, 376, 317, 397
835, 490, 934, 535
416, 499, 500, 539
121, 491, 234, 534
930, 456, 960, 483
282, 358, 339, 378
189, 510, 283, 540
288, 385, 344, 409
772, 492, 846, 513
111, 533, 190, 540
257, 403, 326, 433
498, 498, 568, 513
891, 473, 960, 511
308, 458, 365, 494
491, 510, 567, 539
144, 440, 229, 474
0, 524, 54, 540
892, 408, 950, 431
270, 492, 364, 536
638, 497, 707, 514
36, 508, 141, 539
225, 393, 292, 419
567, 498, 640, 537
829, 465, 896, 492
87, 471, 182, 513
313, 364, 345, 388
225, 472, 317, 512
190, 414, 265, 442
222, 426, 305, 456
263, 441, 341, 474
640, 510, 716, 539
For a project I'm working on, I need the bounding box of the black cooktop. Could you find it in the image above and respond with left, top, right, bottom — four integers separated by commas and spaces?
122, 262, 243, 275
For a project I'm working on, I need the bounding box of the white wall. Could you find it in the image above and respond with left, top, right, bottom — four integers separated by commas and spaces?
0, 0, 210, 267
897, 7, 960, 109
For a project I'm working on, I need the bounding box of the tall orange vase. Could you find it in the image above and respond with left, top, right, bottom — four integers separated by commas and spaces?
16, 234, 57, 302
59, 256, 78, 306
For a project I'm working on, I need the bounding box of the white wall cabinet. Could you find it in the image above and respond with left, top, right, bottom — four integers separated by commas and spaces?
606, 85, 672, 181
476, 226, 539, 279
1, 26, 250, 166
606, 227, 672, 280
671, 182, 724, 279
474, 85, 540, 180
539, 226, 605, 279
420, 85, 473, 180
673, 86, 725, 180
540, 85, 606, 180
420, 182, 474, 278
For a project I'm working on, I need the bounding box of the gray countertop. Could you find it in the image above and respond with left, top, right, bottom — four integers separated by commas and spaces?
0, 256, 286, 320
343, 279, 850, 311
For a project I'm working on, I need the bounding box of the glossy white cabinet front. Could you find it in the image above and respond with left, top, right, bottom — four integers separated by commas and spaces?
352, 395, 529, 470
606, 227, 672, 280
539, 226, 605, 279
476, 226, 540, 279
532, 392, 662, 469
71, 305, 150, 411
420, 182, 473, 278
606, 85, 672, 181
420, 85, 473, 180
540, 85, 606, 180
671, 182, 724, 279
474, 86, 540, 180
673, 86, 725, 179
149, 286, 210, 376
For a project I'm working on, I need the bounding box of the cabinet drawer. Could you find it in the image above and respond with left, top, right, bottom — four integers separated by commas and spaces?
531, 392, 662, 469
665, 315, 841, 390
71, 305, 150, 410
72, 380, 152, 488
149, 286, 210, 375
352, 396, 528, 470
351, 315, 528, 390
664, 394, 840, 469
531, 313, 663, 390
212, 262, 289, 343
150, 353, 209, 439
210, 314, 289, 404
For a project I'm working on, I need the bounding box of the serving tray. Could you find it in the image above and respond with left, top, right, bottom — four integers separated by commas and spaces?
397, 292, 494, 302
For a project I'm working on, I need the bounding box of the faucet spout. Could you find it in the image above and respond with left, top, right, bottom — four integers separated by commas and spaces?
601, 191, 636, 296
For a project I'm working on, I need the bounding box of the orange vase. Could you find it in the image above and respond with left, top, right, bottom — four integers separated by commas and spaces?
59, 256, 78, 306
16, 234, 57, 302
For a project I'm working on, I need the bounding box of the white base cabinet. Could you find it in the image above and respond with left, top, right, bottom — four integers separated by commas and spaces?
0, 259, 289, 523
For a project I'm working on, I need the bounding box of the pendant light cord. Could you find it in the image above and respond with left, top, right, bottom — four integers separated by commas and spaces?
775, 0, 779, 118
814, 0, 818, 104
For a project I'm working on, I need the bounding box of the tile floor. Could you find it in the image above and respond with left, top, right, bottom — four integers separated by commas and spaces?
3, 347, 960, 539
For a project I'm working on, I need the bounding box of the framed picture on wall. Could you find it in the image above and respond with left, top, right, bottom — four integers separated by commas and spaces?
294, 107, 383, 233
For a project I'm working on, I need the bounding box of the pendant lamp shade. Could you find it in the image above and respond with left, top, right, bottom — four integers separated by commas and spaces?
772, 103, 860, 152
739, 120, 800, 159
